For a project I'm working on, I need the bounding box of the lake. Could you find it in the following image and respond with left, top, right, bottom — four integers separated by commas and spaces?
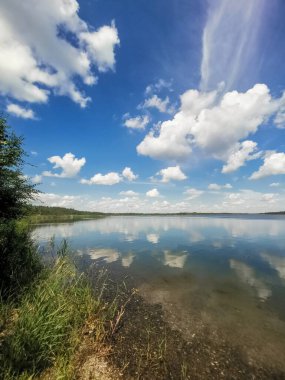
32, 215, 285, 374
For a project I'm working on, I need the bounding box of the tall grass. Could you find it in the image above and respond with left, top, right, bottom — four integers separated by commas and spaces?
0, 239, 122, 380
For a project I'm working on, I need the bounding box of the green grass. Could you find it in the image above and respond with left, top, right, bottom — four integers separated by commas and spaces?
0, 244, 122, 380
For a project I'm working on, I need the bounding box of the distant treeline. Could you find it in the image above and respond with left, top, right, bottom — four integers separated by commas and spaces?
29, 205, 105, 217
29, 206, 285, 217
264, 211, 285, 215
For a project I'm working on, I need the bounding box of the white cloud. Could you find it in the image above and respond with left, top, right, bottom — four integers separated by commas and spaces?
141, 95, 172, 113
33, 188, 285, 214
145, 79, 172, 95
260, 193, 276, 204
0, 1, 119, 107
222, 140, 261, 173
224, 192, 245, 206
274, 103, 285, 129
137, 84, 285, 164
146, 188, 160, 198
200, 0, 267, 91
31, 151, 38, 156
42, 152, 86, 178
124, 115, 149, 130
81, 172, 121, 185
184, 188, 204, 200
156, 165, 187, 183
250, 152, 285, 180
80, 20, 120, 73
119, 190, 138, 197
6, 103, 35, 119
270, 182, 280, 187
81, 167, 137, 186
208, 183, 232, 190
122, 167, 138, 181
31, 174, 42, 184
34, 192, 80, 208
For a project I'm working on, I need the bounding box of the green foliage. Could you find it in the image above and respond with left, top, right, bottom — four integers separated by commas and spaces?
0, 117, 37, 221
0, 117, 40, 296
0, 221, 42, 296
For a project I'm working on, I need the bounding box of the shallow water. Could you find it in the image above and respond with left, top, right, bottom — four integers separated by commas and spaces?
33, 215, 285, 372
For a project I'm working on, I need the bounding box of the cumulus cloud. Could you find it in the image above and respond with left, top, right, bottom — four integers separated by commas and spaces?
42, 152, 86, 178
137, 84, 285, 165
141, 95, 172, 113
222, 140, 261, 173
250, 152, 285, 180
6, 103, 35, 119
31, 174, 42, 184
81, 166, 138, 186
146, 188, 160, 197
156, 165, 187, 183
119, 190, 138, 197
35, 192, 80, 208
270, 182, 280, 187
260, 193, 276, 203
184, 188, 204, 200
80, 172, 121, 185
208, 183, 232, 191
122, 167, 138, 181
124, 115, 149, 130
33, 188, 285, 214
80, 20, 119, 73
0, 0, 119, 108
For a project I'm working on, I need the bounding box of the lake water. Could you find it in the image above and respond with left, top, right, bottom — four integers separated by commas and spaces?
32, 215, 285, 373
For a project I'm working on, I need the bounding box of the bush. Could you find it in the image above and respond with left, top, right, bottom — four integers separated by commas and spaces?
0, 221, 42, 297
0, 116, 39, 295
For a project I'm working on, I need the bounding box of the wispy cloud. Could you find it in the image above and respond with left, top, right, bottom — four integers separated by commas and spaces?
200, 0, 267, 91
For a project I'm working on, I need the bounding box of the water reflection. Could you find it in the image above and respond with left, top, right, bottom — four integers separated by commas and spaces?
163, 250, 188, 268
261, 252, 285, 281
33, 215, 285, 371
146, 233, 160, 244
229, 259, 271, 301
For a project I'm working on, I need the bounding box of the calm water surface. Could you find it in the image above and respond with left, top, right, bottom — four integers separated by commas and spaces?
33, 215, 285, 371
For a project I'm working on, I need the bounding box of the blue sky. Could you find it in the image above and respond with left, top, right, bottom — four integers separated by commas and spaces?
1, 0, 285, 212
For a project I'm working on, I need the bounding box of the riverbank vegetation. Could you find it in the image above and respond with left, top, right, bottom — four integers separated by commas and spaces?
0, 117, 121, 379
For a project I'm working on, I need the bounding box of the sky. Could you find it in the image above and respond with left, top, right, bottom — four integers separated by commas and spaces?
1, 0, 285, 213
